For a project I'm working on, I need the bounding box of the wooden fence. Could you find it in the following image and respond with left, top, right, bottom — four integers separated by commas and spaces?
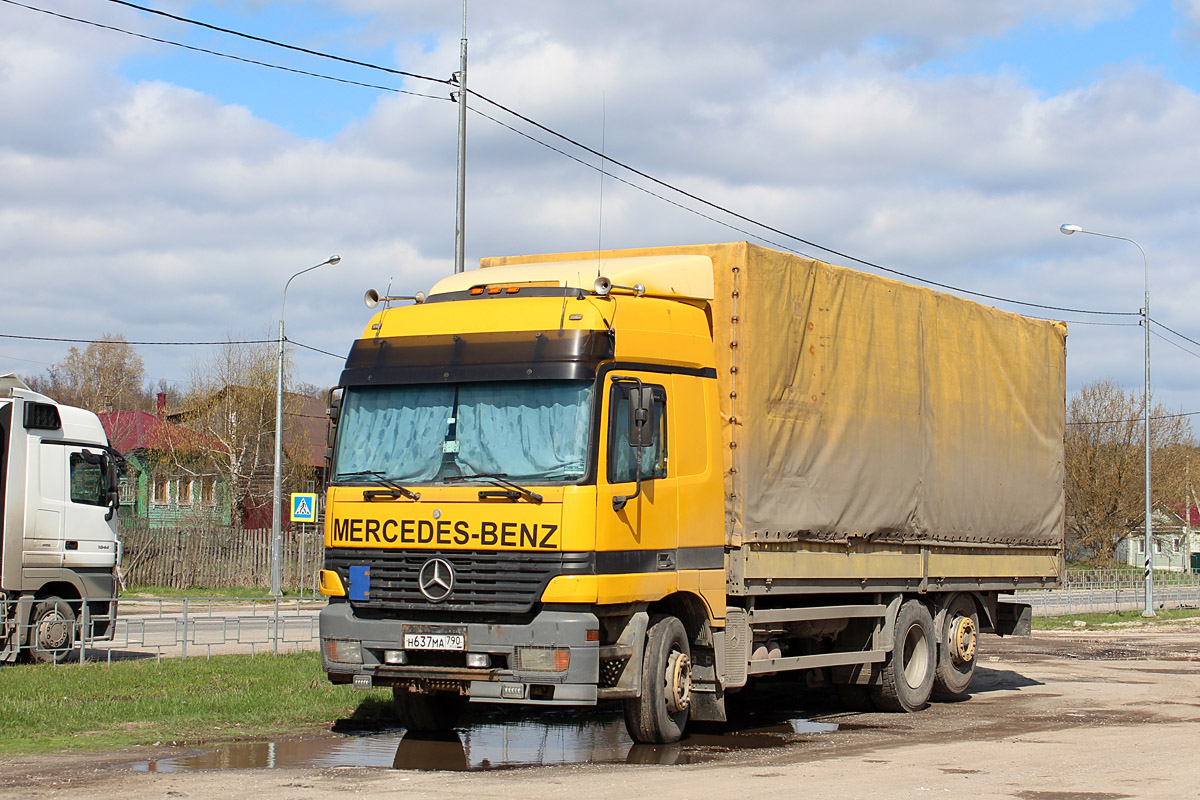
119, 522, 324, 592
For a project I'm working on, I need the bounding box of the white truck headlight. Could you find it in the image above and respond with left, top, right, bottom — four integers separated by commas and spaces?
514, 646, 570, 672
323, 638, 363, 665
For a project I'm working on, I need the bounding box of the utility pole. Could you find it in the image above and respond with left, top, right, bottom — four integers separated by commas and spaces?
1059, 224, 1154, 616
453, 0, 468, 274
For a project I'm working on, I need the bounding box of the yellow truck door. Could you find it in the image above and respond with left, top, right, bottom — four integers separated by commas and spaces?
595, 373, 679, 604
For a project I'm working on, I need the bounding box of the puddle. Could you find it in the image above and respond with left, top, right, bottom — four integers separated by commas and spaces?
130, 712, 838, 772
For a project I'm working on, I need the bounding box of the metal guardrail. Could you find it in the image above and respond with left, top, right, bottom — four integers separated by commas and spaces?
1023, 570, 1200, 616
8, 597, 322, 666
11, 568, 1200, 667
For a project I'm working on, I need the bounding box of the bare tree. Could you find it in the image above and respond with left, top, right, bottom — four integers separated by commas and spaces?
1065, 378, 1194, 562
148, 377, 185, 411
179, 338, 318, 527
28, 334, 147, 412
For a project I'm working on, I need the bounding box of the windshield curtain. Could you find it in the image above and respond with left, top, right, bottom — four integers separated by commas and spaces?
334, 380, 594, 483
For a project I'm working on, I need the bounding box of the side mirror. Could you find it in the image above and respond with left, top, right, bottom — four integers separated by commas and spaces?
326, 389, 343, 448
627, 386, 655, 448
101, 454, 123, 520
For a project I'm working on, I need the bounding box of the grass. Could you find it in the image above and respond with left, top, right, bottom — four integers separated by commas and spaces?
0, 652, 395, 755
1034, 607, 1200, 630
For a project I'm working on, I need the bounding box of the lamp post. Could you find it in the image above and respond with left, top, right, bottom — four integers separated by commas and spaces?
1060, 223, 1154, 617
271, 254, 341, 597
453, 0, 468, 274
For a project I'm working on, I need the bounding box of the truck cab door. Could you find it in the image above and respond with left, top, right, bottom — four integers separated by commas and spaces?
596, 375, 678, 599
60, 448, 120, 568
28, 444, 117, 570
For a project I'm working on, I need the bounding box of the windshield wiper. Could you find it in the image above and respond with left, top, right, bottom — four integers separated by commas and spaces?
337, 470, 421, 502
444, 473, 543, 504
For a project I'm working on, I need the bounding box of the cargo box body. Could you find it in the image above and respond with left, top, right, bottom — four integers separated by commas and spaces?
483, 242, 1066, 562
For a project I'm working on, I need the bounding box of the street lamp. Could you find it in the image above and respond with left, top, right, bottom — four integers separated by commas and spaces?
1060, 223, 1154, 617
271, 254, 341, 597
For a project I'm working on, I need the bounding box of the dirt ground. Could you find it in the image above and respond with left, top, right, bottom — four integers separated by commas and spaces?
4, 622, 1200, 800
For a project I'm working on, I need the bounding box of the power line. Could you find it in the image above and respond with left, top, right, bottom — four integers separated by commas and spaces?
467, 89, 1139, 318
0, 0, 450, 101
285, 411, 327, 420
467, 106, 816, 259
2, 332, 346, 357
1068, 409, 1200, 426
1151, 318, 1200, 351
102, 0, 451, 86
1054, 319, 1141, 327
0, 333, 275, 346
0, 353, 54, 366
1151, 328, 1200, 361
9, 0, 1142, 319
288, 339, 345, 360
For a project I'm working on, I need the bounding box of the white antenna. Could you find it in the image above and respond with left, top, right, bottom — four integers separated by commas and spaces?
373, 277, 394, 339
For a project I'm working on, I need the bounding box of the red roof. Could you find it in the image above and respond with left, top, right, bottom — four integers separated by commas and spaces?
98, 410, 226, 455
1168, 504, 1200, 526
164, 386, 327, 470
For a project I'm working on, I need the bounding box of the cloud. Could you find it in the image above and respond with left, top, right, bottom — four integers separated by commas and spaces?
1177, 0, 1200, 41
1, 0, 1198, 415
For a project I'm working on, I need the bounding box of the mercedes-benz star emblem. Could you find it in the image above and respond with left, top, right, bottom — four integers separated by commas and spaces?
417, 558, 455, 602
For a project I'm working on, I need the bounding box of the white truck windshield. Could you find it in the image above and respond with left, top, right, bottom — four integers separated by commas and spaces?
333, 380, 594, 484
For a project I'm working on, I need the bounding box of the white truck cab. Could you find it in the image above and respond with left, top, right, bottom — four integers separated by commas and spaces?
1, 374, 122, 663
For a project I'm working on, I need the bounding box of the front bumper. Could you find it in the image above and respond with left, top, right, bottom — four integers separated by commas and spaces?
319, 601, 600, 705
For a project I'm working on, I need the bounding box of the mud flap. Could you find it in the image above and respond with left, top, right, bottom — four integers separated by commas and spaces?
995, 600, 1032, 637
689, 684, 726, 722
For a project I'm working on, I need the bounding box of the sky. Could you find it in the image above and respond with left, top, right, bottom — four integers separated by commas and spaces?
2, 0, 1200, 415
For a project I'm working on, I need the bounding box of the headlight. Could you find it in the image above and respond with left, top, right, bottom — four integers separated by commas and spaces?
514, 646, 570, 672
323, 638, 363, 665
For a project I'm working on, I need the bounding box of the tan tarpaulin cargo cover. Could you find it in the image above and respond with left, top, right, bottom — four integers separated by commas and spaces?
482, 242, 1067, 549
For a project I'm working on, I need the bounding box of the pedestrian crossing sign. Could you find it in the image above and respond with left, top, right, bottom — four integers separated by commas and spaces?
290, 492, 318, 523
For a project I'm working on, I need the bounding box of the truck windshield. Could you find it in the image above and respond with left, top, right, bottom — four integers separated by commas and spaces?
333, 380, 593, 484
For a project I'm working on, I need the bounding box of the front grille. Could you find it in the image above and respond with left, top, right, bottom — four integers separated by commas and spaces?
325, 548, 594, 615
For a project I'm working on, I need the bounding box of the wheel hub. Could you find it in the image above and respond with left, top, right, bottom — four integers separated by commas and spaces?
37, 615, 70, 650
951, 616, 978, 663
665, 651, 692, 713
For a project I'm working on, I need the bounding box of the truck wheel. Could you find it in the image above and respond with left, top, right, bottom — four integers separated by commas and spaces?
392, 689, 465, 732
623, 615, 692, 744
871, 599, 935, 712
29, 597, 76, 664
933, 593, 979, 696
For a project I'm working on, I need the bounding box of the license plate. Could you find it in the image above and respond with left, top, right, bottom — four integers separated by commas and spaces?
404, 633, 466, 651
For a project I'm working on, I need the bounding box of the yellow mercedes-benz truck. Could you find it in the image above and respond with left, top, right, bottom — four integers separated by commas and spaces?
318, 242, 1065, 743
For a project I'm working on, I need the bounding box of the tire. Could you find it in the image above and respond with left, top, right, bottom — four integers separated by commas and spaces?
871, 599, 935, 713
623, 615, 692, 744
28, 597, 76, 664
392, 688, 465, 732
933, 593, 980, 696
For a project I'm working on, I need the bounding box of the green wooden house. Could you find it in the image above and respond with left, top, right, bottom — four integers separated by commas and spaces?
98, 408, 232, 529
